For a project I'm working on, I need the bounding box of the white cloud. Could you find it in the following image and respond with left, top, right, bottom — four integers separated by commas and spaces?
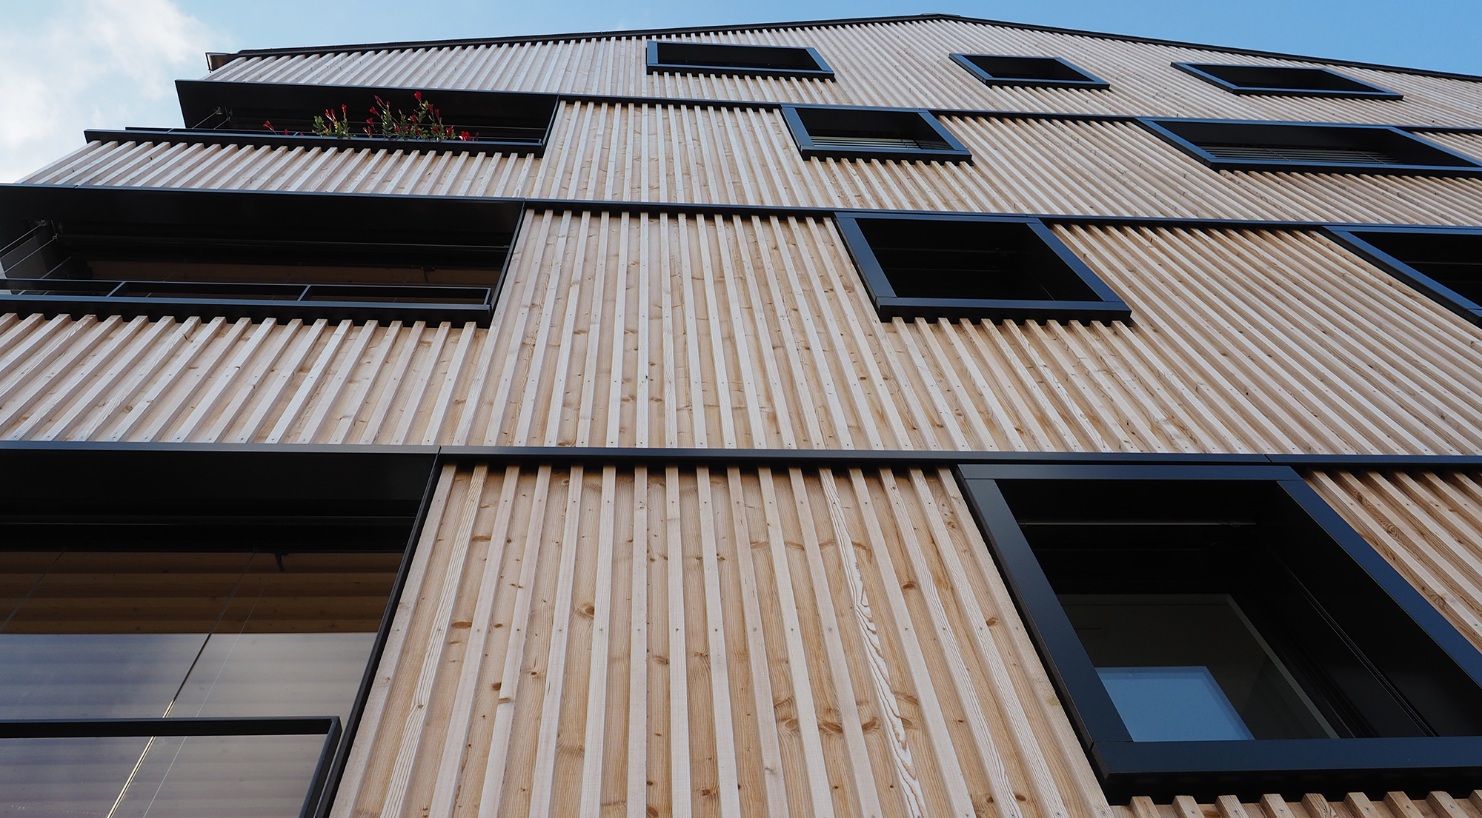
0, 0, 215, 182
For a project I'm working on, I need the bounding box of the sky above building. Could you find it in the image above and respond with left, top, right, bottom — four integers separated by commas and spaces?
3, 0, 1480, 183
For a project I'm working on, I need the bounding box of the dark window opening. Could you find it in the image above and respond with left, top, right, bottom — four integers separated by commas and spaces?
1173, 63, 1402, 99
173, 80, 558, 156
782, 106, 971, 163
0, 448, 435, 818
836, 214, 1130, 321
646, 41, 833, 79
960, 465, 1482, 802
0, 187, 522, 325
1329, 227, 1482, 326
950, 54, 1109, 89
1141, 118, 1482, 176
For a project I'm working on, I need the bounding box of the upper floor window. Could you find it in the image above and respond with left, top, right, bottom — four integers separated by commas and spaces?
960, 463, 1482, 802
0, 186, 521, 326
950, 54, 1108, 89
1173, 62, 1402, 99
1329, 226, 1482, 326
175, 80, 558, 156
782, 105, 971, 163
646, 41, 834, 79
1141, 118, 1482, 176
836, 213, 1129, 321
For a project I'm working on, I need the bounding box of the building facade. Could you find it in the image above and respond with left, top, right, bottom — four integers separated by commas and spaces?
4, 12, 1482, 818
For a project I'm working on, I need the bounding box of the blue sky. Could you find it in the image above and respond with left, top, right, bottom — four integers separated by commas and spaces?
4, 0, 1481, 182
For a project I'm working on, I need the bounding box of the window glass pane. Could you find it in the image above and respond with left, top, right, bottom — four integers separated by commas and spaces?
116, 734, 325, 818
0, 734, 324, 818
1098, 667, 1252, 741
171, 632, 377, 720
1063, 594, 1337, 741
0, 736, 150, 817
0, 633, 206, 719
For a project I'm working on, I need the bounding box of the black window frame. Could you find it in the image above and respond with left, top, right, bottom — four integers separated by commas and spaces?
781, 105, 972, 163
173, 80, 559, 157
1328, 225, 1482, 327
959, 463, 1482, 803
1139, 117, 1482, 176
0, 186, 524, 326
645, 41, 834, 79
1172, 62, 1402, 99
950, 53, 1109, 90
835, 212, 1131, 321
0, 446, 439, 818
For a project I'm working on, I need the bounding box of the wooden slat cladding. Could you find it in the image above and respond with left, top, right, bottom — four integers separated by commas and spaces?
203, 18, 1482, 127
1309, 470, 1482, 649
32, 113, 1482, 227
335, 463, 1482, 817
333, 463, 1104, 818
2, 217, 1480, 454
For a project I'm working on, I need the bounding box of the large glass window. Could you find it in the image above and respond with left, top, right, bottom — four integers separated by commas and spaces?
0, 449, 433, 818
0, 187, 521, 325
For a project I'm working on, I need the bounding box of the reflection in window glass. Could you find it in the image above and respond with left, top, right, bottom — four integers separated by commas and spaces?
0, 734, 326, 817
0, 549, 398, 812
1063, 594, 1338, 741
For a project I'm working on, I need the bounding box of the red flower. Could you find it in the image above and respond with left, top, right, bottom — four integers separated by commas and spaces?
459, 131, 472, 141
413, 91, 422, 101
263, 120, 273, 130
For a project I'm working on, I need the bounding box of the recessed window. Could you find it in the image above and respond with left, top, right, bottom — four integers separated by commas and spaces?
960, 464, 1482, 802
1141, 118, 1482, 176
0, 187, 521, 325
1329, 227, 1482, 326
1173, 63, 1401, 99
782, 105, 971, 163
836, 213, 1130, 321
174, 80, 558, 156
0, 448, 433, 818
646, 41, 833, 79
950, 54, 1108, 89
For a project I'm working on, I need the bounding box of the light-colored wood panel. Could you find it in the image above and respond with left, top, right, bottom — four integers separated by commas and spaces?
32, 112, 1482, 227
3, 216, 1481, 454
332, 464, 1098, 818
337, 464, 1482, 816
201, 18, 1482, 127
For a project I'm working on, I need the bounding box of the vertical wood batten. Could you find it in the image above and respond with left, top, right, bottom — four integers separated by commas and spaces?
35, 112, 1482, 227
2, 218, 1481, 453
334, 464, 1099, 818
201, 19, 1482, 126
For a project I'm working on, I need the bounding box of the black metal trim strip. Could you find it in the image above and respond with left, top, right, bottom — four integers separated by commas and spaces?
9, 181, 1482, 238
312, 459, 446, 818
1, 440, 1481, 471
200, 13, 1482, 87
0, 716, 339, 739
